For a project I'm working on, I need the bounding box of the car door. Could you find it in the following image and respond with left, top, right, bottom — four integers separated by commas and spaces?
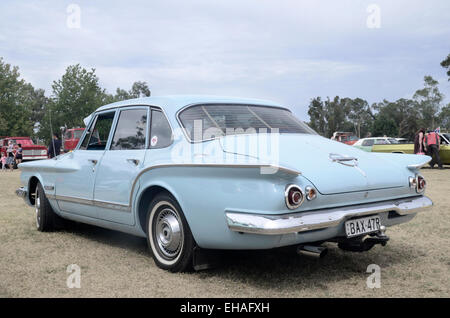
55, 110, 116, 218
93, 107, 149, 225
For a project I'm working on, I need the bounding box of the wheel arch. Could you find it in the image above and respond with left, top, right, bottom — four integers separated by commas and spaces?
27, 175, 44, 205
136, 183, 191, 236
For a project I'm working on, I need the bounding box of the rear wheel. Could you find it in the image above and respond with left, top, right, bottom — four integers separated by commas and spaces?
35, 182, 58, 232
146, 193, 195, 272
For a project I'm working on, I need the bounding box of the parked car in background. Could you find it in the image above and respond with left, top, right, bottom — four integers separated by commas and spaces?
395, 138, 412, 144
353, 137, 399, 152
372, 133, 450, 165
63, 128, 84, 152
16, 96, 432, 272
1, 137, 47, 165
331, 132, 359, 145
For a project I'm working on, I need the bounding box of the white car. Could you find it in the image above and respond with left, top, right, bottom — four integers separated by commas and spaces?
353, 137, 399, 152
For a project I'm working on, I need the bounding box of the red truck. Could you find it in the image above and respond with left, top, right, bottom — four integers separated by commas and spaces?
331, 132, 359, 145
63, 128, 84, 152
1, 137, 48, 164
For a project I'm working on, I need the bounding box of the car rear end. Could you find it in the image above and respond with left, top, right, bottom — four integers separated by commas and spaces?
22, 146, 48, 160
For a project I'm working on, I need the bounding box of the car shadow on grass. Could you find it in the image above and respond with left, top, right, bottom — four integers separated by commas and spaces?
58, 221, 420, 289
194, 243, 421, 291
60, 221, 148, 255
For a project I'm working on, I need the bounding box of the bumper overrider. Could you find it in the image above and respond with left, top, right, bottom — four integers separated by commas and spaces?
226, 196, 433, 235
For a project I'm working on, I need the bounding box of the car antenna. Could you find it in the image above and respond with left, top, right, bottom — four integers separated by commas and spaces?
49, 107, 56, 159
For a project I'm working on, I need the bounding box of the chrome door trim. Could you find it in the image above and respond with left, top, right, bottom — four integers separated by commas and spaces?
51, 163, 300, 213
50, 194, 131, 212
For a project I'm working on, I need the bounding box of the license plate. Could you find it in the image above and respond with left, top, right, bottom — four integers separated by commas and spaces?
345, 216, 381, 238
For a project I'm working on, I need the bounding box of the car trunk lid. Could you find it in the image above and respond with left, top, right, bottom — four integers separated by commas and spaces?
219, 134, 407, 194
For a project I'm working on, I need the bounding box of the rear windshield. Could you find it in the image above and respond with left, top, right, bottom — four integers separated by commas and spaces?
178, 104, 316, 141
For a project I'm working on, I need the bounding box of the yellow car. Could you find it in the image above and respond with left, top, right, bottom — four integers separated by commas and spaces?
372, 133, 450, 165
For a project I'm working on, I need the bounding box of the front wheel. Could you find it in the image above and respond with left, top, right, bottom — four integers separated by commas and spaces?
35, 182, 59, 231
146, 193, 195, 272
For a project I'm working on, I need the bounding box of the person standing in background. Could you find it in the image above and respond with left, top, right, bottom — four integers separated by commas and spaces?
6, 140, 15, 171
414, 128, 426, 155
424, 130, 443, 169
1, 153, 7, 171
15, 143, 23, 165
48, 133, 62, 158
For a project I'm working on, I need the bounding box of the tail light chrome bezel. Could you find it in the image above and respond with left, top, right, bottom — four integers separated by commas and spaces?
416, 175, 426, 193
285, 184, 305, 210
409, 175, 426, 193
305, 186, 317, 201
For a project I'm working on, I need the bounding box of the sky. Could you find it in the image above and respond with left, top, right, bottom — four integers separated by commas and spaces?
0, 0, 449, 120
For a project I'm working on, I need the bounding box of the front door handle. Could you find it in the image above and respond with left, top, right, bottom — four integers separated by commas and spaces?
127, 159, 140, 166
88, 159, 98, 165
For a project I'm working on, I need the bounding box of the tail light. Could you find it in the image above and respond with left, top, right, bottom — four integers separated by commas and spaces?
285, 185, 304, 210
409, 175, 426, 193
305, 186, 317, 201
416, 175, 426, 193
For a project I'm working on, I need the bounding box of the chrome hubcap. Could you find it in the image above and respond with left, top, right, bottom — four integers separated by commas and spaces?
35, 191, 40, 228
155, 208, 183, 259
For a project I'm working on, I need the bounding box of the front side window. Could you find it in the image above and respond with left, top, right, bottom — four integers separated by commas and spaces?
150, 110, 172, 149
111, 109, 148, 150
178, 104, 316, 142
79, 111, 115, 150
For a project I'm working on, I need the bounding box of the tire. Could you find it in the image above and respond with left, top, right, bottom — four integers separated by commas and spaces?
35, 182, 58, 232
146, 192, 195, 272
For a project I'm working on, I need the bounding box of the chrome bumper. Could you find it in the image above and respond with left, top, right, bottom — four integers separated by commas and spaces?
226, 196, 433, 235
15, 187, 28, 199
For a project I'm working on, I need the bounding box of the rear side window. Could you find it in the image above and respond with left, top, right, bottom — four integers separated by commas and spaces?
375, 139, 388, 145
150, 110, 172, 149
111, 109, 148, 150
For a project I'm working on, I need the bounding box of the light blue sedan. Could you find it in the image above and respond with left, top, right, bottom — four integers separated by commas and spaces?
16, 96, 433, 272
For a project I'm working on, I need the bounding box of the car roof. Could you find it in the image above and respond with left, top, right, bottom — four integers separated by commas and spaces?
359, 137, 391, 140
88, 95, 286, 129
94, 95, 284, 114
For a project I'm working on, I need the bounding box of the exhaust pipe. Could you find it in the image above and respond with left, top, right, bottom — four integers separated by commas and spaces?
297, 245, 328, 258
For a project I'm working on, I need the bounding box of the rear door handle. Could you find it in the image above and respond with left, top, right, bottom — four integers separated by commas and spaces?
127, 159, 140, 166
88, 159, 98, 165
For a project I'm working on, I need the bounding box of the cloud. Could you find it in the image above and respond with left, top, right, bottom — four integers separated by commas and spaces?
0, 0, 449, 119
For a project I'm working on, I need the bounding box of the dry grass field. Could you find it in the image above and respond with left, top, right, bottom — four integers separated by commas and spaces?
0, 168, 449, 298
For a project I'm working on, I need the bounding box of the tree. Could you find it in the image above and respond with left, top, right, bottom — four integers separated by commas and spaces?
0, 57, 37, 137
38, 64, 107, 143
110, 81, 151, 102
413, 76, 444, 130
372, 114, 398, 137
307, 97, 327, 136
441, 54, 450, 81
439, 103, 450, 130
371, 98, 419, 139
307, 96, 372, 137
342, 97, 374, 138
